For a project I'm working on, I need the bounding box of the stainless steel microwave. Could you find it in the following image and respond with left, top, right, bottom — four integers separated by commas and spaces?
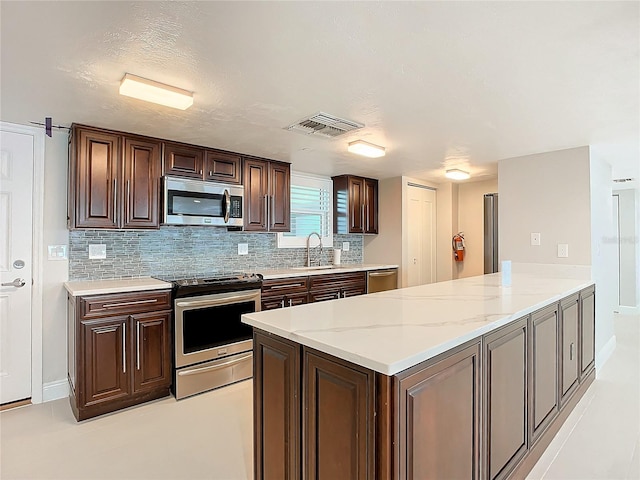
163, 176, 243, 227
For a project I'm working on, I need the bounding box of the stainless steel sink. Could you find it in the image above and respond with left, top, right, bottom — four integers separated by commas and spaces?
291, 265, 337, 271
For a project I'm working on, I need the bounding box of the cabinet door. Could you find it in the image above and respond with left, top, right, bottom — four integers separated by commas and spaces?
243, 158, 269, 231
286, 292, 308, 307
254, 331, 301, 480
74, 128, 119, 228
348, 176, 365, 233
341, 284, 366, 298
205, 150, 242, 184
363, 178, 378, 234
163, 142, 204, 179
133, 311, 171, 393
81, 316, 130, 407
269, 162, 290, 232
529, 304, 559, 445
560, 295, 579, 405
303, 348, 375, 480
580, 286, 595, 379
122, 137, 161, 229
262, 295, 286, 311
484, 318, 528, 480
308, 288, 341, 303
396, 341, 481, 480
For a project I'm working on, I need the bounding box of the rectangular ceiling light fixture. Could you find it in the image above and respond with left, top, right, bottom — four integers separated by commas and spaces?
347, 140, 386, 158
119, 73, 193, 110
445, 169, 471, 180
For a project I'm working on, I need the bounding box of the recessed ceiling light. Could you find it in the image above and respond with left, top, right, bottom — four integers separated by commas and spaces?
445, 169, 471, 180
347, 140, 386, 158
119, 73, 193, 110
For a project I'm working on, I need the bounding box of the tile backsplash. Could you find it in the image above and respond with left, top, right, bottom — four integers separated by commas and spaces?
69, 227, 363, 281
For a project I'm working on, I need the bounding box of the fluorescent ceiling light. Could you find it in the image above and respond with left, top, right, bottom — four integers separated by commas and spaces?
347, 140, 386, 158
119, 73, 193, 110
445, 169, 471, 180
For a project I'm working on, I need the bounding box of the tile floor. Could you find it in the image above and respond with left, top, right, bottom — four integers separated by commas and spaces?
1, 314, 638, 480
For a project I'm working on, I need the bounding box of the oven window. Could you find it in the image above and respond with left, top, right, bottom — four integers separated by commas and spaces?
182, 301, 255, 354
169, 190, 224, 217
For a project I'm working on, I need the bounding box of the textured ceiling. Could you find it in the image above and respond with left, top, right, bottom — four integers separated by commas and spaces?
1, 1, 638, 182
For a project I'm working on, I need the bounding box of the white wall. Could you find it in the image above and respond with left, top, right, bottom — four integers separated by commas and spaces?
41, 131, 69, 388
614, 188, 639, 310
435, 182, 457, 282
499, 147, 592, 265
455, 179, 498, 279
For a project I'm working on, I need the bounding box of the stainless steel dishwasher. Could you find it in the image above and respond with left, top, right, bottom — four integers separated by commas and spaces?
367, 268, 398, 293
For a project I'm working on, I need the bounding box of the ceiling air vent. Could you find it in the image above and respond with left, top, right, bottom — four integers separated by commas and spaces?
286, 112, 364, 138
613, 178, 635, 183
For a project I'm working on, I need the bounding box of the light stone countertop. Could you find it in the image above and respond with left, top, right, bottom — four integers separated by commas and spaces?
242, 264, 594, 376
64, 277, 173, 297
256, 264, 398, 280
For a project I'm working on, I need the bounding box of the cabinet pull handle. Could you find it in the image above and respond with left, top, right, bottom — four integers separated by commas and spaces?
570, 342, 574, 361
281, 299, 285, 308
362, 204, 365, 230
126, 179, 130, 205
288, 299, 292, 307
264, 195, 270, 229
209, 171, 213, 176
269, 283, 305, 290
136, 321, 141, 370
113, 179, 117, 220
103, 299, 158, 308
122, 322, 126, 374
199, 169, 203, 175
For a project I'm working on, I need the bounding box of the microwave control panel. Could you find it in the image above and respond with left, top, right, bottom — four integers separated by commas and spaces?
230, 198, 242, 218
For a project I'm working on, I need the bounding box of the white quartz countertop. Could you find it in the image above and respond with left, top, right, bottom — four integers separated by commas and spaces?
257, 264, 398, 280
64, 277, 173, 297
242, 264, 594, 376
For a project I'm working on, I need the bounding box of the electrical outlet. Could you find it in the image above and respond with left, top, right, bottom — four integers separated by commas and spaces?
557, 244, 569, 258
238, 243, 248, 255
47, 245, 67, 260
342, 242, 350, 251
88, 244, 106, 259
530, 233, 541, 246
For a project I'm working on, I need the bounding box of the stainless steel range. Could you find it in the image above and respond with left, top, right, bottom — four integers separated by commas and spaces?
157, 273, 262, 400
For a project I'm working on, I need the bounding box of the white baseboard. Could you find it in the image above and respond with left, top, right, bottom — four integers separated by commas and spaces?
615, 305, 640, 315
42, 379, 69, 402
595, 335, 617, 375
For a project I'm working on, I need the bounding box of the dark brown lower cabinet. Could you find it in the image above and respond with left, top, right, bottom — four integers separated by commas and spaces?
580, 286, 596, 379
484, 317, 528, 480
529, 303, 559, 444
395, 341, 481, 480
304, 348, 375, 480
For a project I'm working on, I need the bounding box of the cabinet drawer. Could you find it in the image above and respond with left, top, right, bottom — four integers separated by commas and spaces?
262, 277, 309, 297
80, 290, 171, 319
309, 271, 366, 292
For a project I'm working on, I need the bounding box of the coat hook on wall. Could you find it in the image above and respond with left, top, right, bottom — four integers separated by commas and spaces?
29, 117, 70, 137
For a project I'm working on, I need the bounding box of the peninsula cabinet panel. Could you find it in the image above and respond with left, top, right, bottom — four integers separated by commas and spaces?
580, 286, 596, 379
163, 142, 204, 179
81, 317, 131, 407
205, 150, 242, 184
303, 348, 375, 480
122, 137, 161, 229
253, 331, 301, 480
73, 128, 119, 228
560, 294, 580, 406
529, 304, 559, 445
484, 317, 528, 480
395, 341, 481, 480
133, 311, 171, 393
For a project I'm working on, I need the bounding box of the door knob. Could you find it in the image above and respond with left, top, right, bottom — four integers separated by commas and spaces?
2, 278, 26, 288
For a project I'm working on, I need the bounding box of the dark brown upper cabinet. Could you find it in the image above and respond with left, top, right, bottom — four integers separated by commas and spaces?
162, 142, 204, 179
68, 125, 161, 229
332, 175, 378, 234
205, 150, 242, 184
243, 158, 290, 232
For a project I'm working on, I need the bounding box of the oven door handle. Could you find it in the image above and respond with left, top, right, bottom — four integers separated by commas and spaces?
176, 292, 259, 308
177, 353, 253, 376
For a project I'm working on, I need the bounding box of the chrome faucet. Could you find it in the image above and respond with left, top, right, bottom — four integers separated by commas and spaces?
306, 232, 323, 267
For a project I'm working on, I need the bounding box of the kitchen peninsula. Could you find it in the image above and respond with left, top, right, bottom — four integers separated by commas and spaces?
242, 264, 596, 480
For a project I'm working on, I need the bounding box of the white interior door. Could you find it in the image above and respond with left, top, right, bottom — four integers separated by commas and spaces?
406, 185, 436, 287
0, 130, 34, 404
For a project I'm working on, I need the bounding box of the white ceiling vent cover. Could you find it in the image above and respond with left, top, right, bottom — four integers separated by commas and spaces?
286, 112, 364, 138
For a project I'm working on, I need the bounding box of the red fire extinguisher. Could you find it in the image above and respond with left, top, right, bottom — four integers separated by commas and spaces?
452, 232, 465, 262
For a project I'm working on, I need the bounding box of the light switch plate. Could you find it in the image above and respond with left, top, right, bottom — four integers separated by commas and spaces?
530, 233, 541, 246
342, 242, 350, 251
238, 243, 248, 255
88, 244, 106, 259
47, 245, 68, 260
557, 244, 569, 258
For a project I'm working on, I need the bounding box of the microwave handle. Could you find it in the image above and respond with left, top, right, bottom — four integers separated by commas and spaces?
223, 189, 231, 223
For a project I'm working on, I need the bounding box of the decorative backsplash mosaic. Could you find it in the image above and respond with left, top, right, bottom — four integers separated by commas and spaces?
68, 227, 364, 281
